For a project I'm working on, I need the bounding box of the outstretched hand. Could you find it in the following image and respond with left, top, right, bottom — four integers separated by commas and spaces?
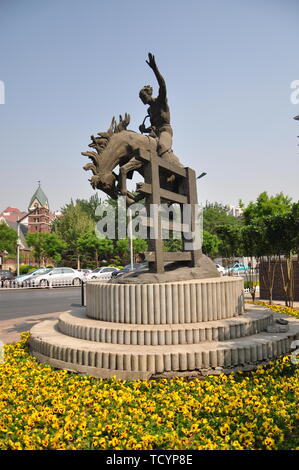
146, 52, 157, 70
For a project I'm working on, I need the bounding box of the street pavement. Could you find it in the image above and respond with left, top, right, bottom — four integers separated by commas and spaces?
0, 287, 82, 344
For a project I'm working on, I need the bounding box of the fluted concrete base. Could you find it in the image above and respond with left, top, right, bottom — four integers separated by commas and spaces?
29, 278, 299, 379
86, 277, 245, 324
29, 308, 299, 380
58, 309, 274, 345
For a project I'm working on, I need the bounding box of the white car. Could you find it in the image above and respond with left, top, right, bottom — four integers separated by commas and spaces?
85, 267, 119, 281
14, 267, 52, 286
215, 263, 226, 275
33, 267, 85, 287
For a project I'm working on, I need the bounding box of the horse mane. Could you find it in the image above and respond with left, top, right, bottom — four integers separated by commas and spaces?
81, 113, 131, 175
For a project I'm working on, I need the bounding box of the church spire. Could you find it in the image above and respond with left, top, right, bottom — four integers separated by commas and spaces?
27, 183, 50, 233
28, 183, 49, 211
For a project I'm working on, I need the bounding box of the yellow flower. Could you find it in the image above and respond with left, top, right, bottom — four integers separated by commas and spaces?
264, 437, 275, 449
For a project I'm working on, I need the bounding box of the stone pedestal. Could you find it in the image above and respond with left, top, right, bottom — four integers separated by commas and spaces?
29, 277, 299, 380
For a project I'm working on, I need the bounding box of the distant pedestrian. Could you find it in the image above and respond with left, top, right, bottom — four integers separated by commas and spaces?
135, 253, 145, 263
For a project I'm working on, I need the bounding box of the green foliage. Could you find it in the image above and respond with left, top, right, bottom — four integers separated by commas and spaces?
243, 192, 293, 225
240, 192, 298, 305
202, 231, 220, 257
215, 225, 243, 259
114, 238, 148, 265
19, 264, 39, 275
163, 237, 183, 252
203, 202, 243, 234
75, 194, 103, 222
26, 233, 66, 266
52, 203, 95, 247
52, 202, 95, 267
77, 231, 114, 266
0, 222, 18, 255
132, 238, 148, 254
242, 194, 299, 259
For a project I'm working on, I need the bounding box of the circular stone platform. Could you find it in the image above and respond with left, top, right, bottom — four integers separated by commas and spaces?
29, 276, 299, 380
86, 277, 244, 324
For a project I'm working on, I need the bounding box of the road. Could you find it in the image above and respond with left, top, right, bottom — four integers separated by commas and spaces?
0, 287, 82, 344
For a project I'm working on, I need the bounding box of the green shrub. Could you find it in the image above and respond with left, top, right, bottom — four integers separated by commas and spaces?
244, 280, 259, 289
19, 264, 38, 275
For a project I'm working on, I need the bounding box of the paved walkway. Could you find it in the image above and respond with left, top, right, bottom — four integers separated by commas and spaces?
0, 311, 63, 345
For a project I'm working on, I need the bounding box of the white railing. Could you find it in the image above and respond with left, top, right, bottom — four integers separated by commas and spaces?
244, 286, 260, 294
0, 277, 111, 290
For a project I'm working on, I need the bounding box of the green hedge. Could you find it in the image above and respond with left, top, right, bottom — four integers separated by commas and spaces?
19, 264, 39, 275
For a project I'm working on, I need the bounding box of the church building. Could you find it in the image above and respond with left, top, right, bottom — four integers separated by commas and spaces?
27, 184, 51, 233
0, 184, 57, 271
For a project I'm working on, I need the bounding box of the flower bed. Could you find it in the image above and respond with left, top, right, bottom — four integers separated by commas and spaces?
0, 328, 298, 450
246, 300, 299, 319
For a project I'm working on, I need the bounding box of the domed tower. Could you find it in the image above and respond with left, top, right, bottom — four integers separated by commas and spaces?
27, 183, 50, 233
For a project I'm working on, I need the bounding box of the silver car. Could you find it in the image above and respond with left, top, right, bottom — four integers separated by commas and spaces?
33, 267, 85, 287
85, 267, 119, 281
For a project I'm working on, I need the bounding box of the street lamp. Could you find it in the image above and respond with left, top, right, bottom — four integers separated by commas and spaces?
196, 172, 207, 180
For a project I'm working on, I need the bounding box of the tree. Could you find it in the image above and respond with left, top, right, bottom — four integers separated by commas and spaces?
202, 231, 220, 258
0, 222, 17, 255
75, 194, 103, 222
114, 238, 148, 265
203, 202, 243, 234
215, 225, 243, 263
26, 233, 66, 266
77, 231, 114, 267
52, 203, 95, 269
242, 192, 296, 305
242, 191, 292, 225
291, 202, 299, 259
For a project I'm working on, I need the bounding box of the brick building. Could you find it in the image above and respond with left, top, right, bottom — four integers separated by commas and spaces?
27, 184, 51, 233
0, 184, 60, 271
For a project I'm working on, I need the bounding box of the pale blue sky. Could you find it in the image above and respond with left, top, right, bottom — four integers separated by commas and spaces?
0, 0, 298, 212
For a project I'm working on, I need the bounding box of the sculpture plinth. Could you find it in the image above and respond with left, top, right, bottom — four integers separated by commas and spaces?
30, 275, 299, 379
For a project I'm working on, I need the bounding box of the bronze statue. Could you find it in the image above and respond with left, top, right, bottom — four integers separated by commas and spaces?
82, 53, 219, 277
82, 115, 181, 205
82, 54, 182, 205
139, 53, 173, 161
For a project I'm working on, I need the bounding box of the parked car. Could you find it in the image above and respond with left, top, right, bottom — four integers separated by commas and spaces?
214, 263, 225, 275
85, 267, 119, 281
14, 268, 52, 286
0, 270, 14, 281
225, 262, 249, 274
111, 262, 148, 279
33, 267, 85, 287
0, 270, 14, 286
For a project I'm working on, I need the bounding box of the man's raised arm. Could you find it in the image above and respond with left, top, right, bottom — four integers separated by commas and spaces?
146, 53, 167, 100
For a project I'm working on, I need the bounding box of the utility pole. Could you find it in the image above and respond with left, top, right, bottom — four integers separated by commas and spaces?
16, 209, 36, 276
128, 208, 134, 270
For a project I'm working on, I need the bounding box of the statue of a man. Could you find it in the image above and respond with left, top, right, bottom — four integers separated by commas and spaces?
139, 53, 173, 159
